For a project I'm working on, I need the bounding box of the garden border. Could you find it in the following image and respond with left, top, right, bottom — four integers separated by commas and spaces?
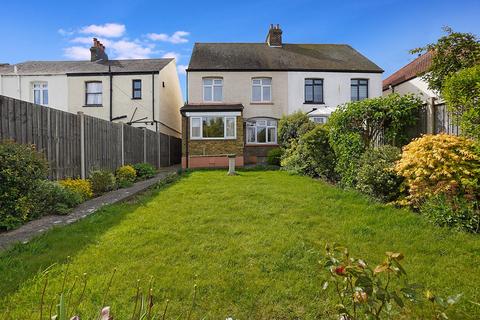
0, 166, 179, 252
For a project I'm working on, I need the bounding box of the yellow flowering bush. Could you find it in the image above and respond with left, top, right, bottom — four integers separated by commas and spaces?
59, 178, 93, 201
395, 134, 480, 205
116, 165, 137, 188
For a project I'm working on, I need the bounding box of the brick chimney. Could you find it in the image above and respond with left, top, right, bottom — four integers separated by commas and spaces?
90, 38, 109, 62
266, 24, 282, 47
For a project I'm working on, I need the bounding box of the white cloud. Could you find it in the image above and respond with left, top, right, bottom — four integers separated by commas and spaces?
110, 40, 154, 59
58, 28, 74, 36
80, 23, 126, 38
162, 51, 180, 60
177, 64, 187, 75
147, 31, 190, 44
63, 46, 91, 60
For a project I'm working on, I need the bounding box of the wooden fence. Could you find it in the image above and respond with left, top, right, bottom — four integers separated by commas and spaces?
0, 95, 181, 179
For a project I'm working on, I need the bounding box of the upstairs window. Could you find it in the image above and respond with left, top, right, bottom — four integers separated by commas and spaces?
351, 79, 368, 101
252, 78, 271, 102
246, 118, 277, 144
33, 82, 48, 105
132, 79, 142, 99
85, 81, 103, 106
305, 79, 323, 103
203, 78, 223, 102
190, 116, 236, 139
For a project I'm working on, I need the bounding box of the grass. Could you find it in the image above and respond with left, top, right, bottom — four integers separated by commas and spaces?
0, 170, 479, 319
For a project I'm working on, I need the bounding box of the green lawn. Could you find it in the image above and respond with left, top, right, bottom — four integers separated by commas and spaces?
0, 171, 479, 319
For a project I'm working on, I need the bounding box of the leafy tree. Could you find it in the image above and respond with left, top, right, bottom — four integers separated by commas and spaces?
443, 64, 480, 140
278, 111, 316, 148
411, 26, 480, 93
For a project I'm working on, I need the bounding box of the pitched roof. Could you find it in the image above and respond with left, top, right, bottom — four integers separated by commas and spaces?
180, 103, 244, 114
187, 43, 383, 73
0, 59, 173, 75
382, 52, 432, 91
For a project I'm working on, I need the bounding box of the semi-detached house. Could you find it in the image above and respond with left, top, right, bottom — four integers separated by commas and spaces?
181, 24, 383, 168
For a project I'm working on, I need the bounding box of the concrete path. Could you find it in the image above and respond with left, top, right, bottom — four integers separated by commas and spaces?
0, 166, 179, 252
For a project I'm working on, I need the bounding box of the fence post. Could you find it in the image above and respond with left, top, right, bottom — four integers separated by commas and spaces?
426, 97, 435, 134
157, 132, 161, 168
168, 135, 171, 166
55, 113, 60, 180
78, 112, 86, 179
143, 128, 147, 163
121, 123, 125, 166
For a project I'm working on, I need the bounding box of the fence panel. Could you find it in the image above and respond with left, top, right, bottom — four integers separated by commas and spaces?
0, 95, 181, 179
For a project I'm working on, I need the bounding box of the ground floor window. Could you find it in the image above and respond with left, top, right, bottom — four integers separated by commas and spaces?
190, 116, 236, 139
311, 116, 328, 124
246, 118, 277, 144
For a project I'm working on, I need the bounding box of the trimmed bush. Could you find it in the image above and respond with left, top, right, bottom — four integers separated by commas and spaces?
421, 195, 480, 233
356, 145, 403, 202
266, 148, 282, 166
281, 126, 337, 181
59, 178, 93, 201
395, 134, 480, 206
132, 163, 156, 180
278, 111, 316, 148
32, 181, 83, 216
89, 170, 116, 195
0, 141, 49, 230
116, 165, 137, 188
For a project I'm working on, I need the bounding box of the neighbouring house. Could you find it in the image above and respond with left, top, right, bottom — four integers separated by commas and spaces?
382, 52, 459, 135
0, 39, 183, 136
181, 24, 383, 168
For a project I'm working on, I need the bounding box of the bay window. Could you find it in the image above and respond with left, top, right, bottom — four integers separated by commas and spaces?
33, 82, 48, 105
246, 118, 277, 144
203, 78, 223, 102
252, 78, 271, 102
190, 116, 236, 139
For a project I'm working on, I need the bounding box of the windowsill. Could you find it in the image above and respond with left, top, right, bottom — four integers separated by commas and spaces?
202, 101, 224, 103
132, 97, 142, 100
250, 102, 274, 105
303, 102, 325, 105
245, 143, 279, 146
190, 137, 237, 141
83, 104, 103, 108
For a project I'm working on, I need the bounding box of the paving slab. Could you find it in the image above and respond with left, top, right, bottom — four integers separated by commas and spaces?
0, 166, 179, 252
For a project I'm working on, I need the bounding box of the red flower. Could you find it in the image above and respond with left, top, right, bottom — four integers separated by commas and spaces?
334, 265, 346, 276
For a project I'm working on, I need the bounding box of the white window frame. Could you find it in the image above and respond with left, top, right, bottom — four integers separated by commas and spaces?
85, 81, 103, 106
202, 78, 223, 102
32, 82, 48, 106
246, 118, 277, 144
190, 115, 237, 140
251, 78, 272, 102
311, 116, 329, 124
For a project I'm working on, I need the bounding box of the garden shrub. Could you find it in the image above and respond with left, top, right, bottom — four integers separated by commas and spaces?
281, 126, 337, 181
0, 141, 48, 230
132, 162, 157, 180
32, 180, 82, 216
395, 134, 480, 206
278, 111, 316, 148
116, 165, 137, 188
89, 170, 116, 195
420, 195, 480, 233
59, 178, 93, 201
356, 145, 403, 202
266, 148, 282, 166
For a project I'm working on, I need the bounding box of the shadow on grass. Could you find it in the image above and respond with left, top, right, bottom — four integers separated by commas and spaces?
0, 174, 183, 299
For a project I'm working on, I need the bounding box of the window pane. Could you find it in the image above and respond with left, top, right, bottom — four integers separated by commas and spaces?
43, 89, 48, 105
213, 86, 223, 101
133, 90, 141, 98
263, 86, 271, 101
257, 127, 266, 143
252, 79, 261, 85
305, 85, 313, 102
314, 79, 323, 85
359, 85, 368, 100
213, 79, 222, 85
203, 79, 212, 85
225, 117, 235, 137
203, 116, 224, 137
252, 85, 261, 101
204, 86, 212, 101
134, 80, 141, 89
313, 84, 322, 102
305, 79, 313, 85
267, 120, 276, 126
267, 127, 276, 143
247, 126, 256, 143
87, 82, 102, 93
262, 78, 271, 85
34, 90, 41, 104
191, 118, 201, 138
351, 79, 358, 85
351, 86, 358, 101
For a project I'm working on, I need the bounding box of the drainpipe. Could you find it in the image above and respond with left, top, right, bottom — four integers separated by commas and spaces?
109, 65, 113, 121
152, 72, 156, 132
185, 116, 189, 168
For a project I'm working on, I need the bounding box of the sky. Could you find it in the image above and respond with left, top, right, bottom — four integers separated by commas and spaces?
0, 0, 479, 97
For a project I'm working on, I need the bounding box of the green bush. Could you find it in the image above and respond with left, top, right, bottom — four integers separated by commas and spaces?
329, 130, 364, 188
356, 145, 403, 202
32, 181, 82, 216
278, 111, 316, 148
132, 163, 157, 180
89, 170, 116, 195
0, 141, 49, 230
59, 178, 93, 201
281, 126, 337, 181
266, 148, 282, 166
116, 165, 137, 188
421, 195, 480, 233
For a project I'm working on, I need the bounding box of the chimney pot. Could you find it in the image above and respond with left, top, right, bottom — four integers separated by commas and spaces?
90, 37, 108, 62
266, 24, 282, 47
